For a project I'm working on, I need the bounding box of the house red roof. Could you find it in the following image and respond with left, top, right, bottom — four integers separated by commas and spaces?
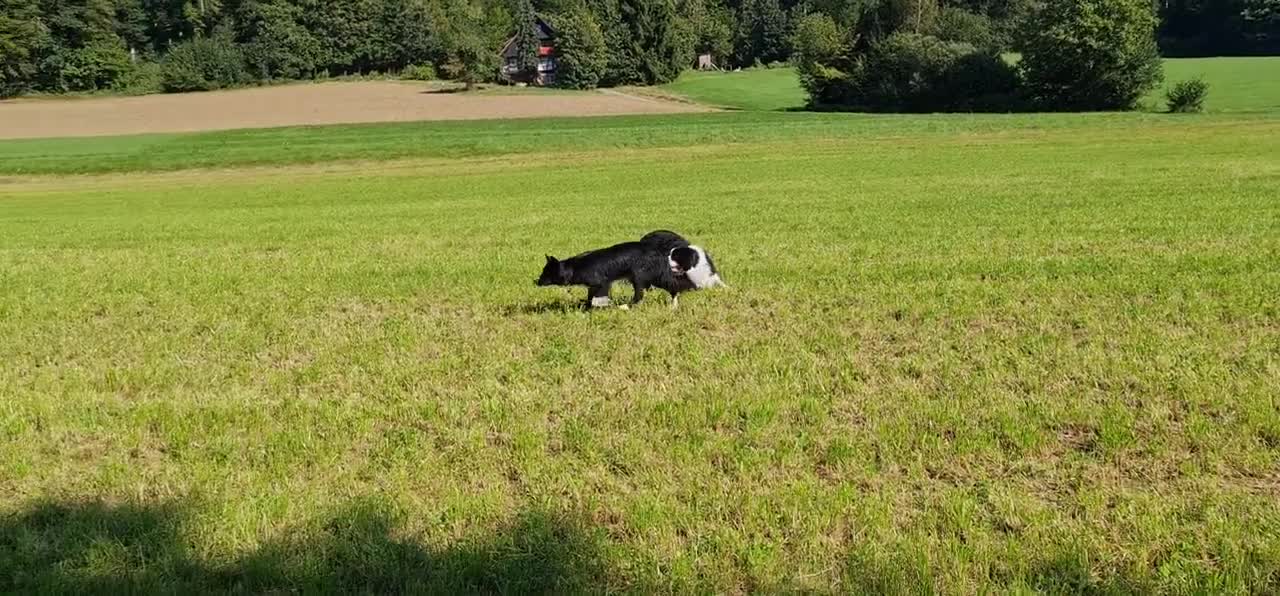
539, 46, 553, 56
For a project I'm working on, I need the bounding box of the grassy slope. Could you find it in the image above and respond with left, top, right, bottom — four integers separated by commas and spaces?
661, 67, 809, 111
664, 57, 1280, 113
3, 113, 1280, 593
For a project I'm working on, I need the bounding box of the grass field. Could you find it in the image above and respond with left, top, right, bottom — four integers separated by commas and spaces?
0, 110, 1248, 176
662, 67, 809, 111
665, 57, 1280, 113
1154, 57, 1280, 113
4, 105, 1280, 592
5, 52, 1280, 592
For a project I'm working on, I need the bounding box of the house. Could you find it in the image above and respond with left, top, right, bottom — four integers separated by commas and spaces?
500, 18, 557, 86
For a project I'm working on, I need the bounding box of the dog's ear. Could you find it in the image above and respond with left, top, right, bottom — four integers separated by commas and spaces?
545, 255, 557, 264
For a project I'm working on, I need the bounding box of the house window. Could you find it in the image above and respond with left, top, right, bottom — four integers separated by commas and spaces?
538, 58, 556, 72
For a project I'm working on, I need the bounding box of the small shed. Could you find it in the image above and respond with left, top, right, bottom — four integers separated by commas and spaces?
500, 18, 557, 86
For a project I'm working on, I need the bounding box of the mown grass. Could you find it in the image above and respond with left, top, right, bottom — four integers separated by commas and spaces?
2, 110, 1279, 593
665, 57, 1280, 113
2, 110, 1269, 176
662, 67, 809, 111
1150, 56, 1280, 113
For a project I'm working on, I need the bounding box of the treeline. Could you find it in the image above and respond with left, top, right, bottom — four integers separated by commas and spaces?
3, 0, 801, 97
0, 0, 518, 97
1160, 0, 1280, 56
1, 0, 1276, 106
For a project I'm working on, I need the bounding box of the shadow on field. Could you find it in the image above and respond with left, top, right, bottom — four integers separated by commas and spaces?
503, 299, 583, 315
0, 497, 618, 594
421, 87, 469, 95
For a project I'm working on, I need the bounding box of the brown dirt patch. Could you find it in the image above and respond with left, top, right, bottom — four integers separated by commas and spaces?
0, 81, 709, 140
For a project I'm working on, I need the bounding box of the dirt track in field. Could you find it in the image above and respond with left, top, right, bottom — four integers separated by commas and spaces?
0, 81, 708, 140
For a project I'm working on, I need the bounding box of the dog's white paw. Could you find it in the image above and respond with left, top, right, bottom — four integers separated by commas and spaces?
618, 304, 630, 311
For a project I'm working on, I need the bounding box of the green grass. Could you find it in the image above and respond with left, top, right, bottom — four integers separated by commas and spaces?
662, 67, 808, 110
1150, 56, 1280, 113
3, 110, 1271, 176
3, 110, 1280, 593
666, 57, 1280, 114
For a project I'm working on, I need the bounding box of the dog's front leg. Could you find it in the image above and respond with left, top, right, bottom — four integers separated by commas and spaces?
587, 284, 612, 309
631, 285, 645, 306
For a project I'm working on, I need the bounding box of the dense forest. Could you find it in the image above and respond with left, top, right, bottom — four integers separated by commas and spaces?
1, 0, 1277, 104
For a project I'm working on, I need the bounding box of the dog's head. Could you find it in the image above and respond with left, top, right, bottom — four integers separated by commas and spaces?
536, 255, 571, 286
669, 246, 701, 275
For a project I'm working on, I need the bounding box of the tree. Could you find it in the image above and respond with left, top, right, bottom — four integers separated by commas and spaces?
1242, 0, 1280, 51
440, 0, 499, 89
592, 0, 684, 86
1157, 0, 1280, 55
181, 0, 225, 37
0, 0, 50, 97
550, 4, 605, 87
734, 0, 788, 66
508, 0, 539, 81
791, 10, 844, 66
304, 0, 377, 75
1018, 0, 1163, 111
679, 0, 733, 63
235, 0, 323, 79
375, 0, 441, 72
879, 0, 938, 35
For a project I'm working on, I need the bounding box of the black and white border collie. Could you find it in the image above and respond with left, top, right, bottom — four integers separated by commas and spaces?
536, 230, 725, 310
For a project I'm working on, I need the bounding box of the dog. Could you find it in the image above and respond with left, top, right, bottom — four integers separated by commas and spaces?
536, 242, 674, 309
536, 231, 725, 311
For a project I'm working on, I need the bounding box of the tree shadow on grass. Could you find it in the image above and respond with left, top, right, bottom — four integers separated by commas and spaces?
1, 497, 618, 595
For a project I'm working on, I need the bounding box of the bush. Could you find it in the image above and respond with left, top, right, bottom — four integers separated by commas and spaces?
162, 36, 248, 93
61, 40, 133, 91
861, 33, 958, 109
798, 58, 864, 107
798, 28, 1023, 112
116, 60, 164, 94
1018, 0, 1163, 111
1166, 78, 1209, 113
939, 50, 1025, 111
859, 32, 1021, 112
935, 7, 997, 50
400, 63, 436, 81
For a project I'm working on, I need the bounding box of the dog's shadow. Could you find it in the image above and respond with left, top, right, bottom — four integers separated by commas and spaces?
503, 299, 583, 316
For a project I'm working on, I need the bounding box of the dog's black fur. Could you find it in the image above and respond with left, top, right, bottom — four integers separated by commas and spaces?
640, 230, 689, 253
536, 242, 675, 308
